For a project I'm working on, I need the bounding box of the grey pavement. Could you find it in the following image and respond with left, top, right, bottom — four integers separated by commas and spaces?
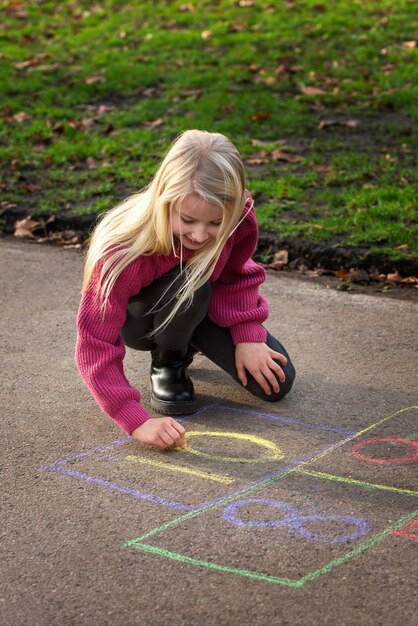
1, 238, 417, 626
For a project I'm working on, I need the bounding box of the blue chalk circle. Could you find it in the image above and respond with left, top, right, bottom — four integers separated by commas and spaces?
223, 498, 369, 544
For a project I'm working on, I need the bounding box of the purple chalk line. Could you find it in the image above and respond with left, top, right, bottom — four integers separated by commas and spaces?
212, 405, 355, 435
51, 466, 193, 511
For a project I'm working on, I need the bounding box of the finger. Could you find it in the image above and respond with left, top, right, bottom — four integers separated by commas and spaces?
165, 424, 184, 448
159, 429, 176, 449
262, 366, 281, 393
236, 362, 248, 387
169, 420, 186, 448
153, 435, 169, 450
270, 351, 288, 366
269, 359, 286, 383
251, 370, 272, 396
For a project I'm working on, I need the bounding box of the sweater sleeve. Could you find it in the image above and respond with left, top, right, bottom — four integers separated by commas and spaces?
75, 257, 153, 435
209, 197, 269, 344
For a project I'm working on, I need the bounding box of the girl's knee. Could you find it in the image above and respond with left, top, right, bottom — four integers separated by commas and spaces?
247, 359, 296, 403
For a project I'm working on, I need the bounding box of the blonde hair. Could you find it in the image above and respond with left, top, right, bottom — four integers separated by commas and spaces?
83, 129, 249, 334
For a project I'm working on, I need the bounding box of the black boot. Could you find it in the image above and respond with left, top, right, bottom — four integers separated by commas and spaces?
150, 348, 197, 415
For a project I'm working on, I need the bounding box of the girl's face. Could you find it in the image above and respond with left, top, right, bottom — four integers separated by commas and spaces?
172, 194, 224, 250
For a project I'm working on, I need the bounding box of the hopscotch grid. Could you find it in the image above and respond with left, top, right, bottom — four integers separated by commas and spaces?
125, 405, 418, 585
130, 508, 418, 588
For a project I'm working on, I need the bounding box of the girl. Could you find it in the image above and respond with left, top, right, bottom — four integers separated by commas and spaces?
75, 130, 295, 451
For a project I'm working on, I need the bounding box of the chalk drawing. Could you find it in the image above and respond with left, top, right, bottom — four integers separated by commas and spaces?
125, 405, 418, 586
182, 431, 284, 463
45, 405, 347, 510
391, 518, 418, 541
295, 468, 418, 497
352, 437, 418, 464
222, 497, 368, 543
125, 455, 235, 484
43, 403, 418, 586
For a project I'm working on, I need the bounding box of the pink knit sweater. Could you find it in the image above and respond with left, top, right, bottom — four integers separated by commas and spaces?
75, 197, 269, 434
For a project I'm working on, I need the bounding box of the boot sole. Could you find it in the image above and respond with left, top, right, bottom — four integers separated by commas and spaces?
151, 393, 197, 416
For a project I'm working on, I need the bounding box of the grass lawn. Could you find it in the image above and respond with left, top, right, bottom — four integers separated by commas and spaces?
1, 0, 417, 265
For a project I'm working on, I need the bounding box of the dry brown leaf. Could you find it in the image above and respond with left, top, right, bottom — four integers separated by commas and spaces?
395, 244, 409, 250
402, 41, 416, 49
387, 271, 402, 283
301, 85, 327, 96
11, 111, 32, 123
201, 30, 213, 40
86, 157, 97, 169
229, 22, 246, 33
14, 217, 41, 238
271, 149, 302, 163
84, 73, 106, 84
143, 118, 164, 129
251, 112, 271, 121
251, 139, 286, 147
335, 269, 350, 280
245, 150, 268, 165
179, 3, 195, 11
269, 250, 289, 269
400, 276, 418, 284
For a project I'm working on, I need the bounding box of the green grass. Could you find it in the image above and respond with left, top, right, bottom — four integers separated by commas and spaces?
0, 0, 417, 264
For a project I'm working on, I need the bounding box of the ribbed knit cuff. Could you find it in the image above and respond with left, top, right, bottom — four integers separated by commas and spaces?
112, 401, 153, 435
230, 322, 267, 345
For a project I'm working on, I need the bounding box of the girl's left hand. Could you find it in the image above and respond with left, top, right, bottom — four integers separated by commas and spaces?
235, 342, 287, 396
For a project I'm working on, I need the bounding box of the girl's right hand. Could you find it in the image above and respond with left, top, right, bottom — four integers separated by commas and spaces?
131, 417, 186, 450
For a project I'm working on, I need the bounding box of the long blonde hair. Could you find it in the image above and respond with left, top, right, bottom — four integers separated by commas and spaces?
83, 129, 248, 333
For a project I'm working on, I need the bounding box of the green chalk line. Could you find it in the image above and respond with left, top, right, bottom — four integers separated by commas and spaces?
296, 468, 418, 497
126, 543, 301, 587
127, 509, 418, 587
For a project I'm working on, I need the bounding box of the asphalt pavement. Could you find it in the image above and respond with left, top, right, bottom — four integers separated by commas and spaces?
1, 238, 417, 626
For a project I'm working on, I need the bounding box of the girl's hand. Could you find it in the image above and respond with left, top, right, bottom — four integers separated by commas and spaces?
235, 342, 287, 396
132, 417, 186, 450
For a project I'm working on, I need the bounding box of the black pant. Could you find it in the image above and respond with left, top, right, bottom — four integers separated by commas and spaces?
121, 268, 295, 402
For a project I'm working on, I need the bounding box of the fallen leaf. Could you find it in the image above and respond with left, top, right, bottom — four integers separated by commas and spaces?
251, 138, 286, 147
318, 119, 359, 129
395, 244, 409, 250
400, 276, 418, 284
229, 22, 246, 33
11, 111, 32, 123
300, 85, 327, 95
14, 216, 41, 238
84, 73, 106, 84
201, 30, 213, 40
402, 41, 416, 49
335, 269, 350, 280
143, 118, 164, 129
387, 271, 402, 283
245, 150, 268, 165
268, 249, 289, 269
86, 156, 97, 169
271, 149, 302, 163
251, 112, 271, 121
